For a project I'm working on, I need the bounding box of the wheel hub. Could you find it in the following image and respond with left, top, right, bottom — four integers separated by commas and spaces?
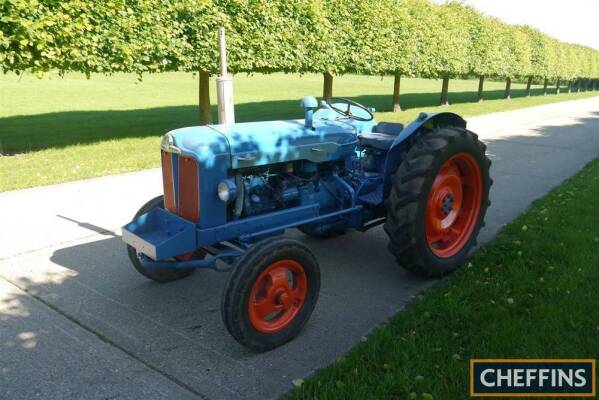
425, 153, 483, 258
277, 292, 292, 308
441, 193, 455, 214
248, 260, 308, 333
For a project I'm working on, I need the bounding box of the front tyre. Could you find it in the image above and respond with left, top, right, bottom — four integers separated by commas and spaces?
384, 127, 491, 277
221, 237, 320, 352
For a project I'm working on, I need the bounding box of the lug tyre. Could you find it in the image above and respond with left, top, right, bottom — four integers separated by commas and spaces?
384, 127, 491, 277
126, 195, 204, 283
221, 237, 320, 352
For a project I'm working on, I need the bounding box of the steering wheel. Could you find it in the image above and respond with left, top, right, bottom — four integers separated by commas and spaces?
326, 97, 374, 121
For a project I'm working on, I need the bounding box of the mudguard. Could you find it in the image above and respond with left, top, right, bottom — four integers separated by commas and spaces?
382, 112, 467, 195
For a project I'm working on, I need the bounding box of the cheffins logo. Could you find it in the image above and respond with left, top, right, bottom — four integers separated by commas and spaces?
470, 359, 596, 397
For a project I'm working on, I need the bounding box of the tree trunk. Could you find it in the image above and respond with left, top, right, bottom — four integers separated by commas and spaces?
567, 80, 572, 93
323, 72, 333, 101
504, 77, 511, 99
576, 79, 581, 92
555, 79, 560, 95
477, 76, 484, 102
542, 79, 548, 96
391, 72, 402, 112
439, 76, 449, 106
525, 76, 532, 97
198, 70, 211, 125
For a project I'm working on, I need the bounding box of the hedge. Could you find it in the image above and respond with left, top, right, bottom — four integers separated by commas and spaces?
2, 0, 598, 118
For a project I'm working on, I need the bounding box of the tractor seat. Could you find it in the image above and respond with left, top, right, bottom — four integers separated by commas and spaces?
358, 122, 404, 150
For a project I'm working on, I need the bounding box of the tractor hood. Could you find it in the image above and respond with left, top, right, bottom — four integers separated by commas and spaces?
166, 119, 358, 169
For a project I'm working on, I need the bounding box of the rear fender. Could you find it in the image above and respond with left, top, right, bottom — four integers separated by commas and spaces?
382, 112, 466, 196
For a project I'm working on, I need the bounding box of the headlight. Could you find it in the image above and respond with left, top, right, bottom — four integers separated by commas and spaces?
217, 179, 237, 202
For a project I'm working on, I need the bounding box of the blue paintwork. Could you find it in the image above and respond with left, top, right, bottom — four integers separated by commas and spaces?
123, 208, 197, 260
122, 99, 467, 270
210, 119, 357, 168
127, 201, 363, 265
140, 249, 241, 272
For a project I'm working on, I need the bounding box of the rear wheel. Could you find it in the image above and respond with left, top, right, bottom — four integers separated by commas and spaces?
221, 237, 320, 351
384, 127, 491, 276
126, 196, 204, 283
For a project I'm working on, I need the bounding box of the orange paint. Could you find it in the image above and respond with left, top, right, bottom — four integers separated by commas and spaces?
426, 152, 483, 258
248, 259, 308, 333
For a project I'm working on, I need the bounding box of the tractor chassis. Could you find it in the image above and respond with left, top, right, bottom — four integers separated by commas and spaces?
125, 200, 366, 273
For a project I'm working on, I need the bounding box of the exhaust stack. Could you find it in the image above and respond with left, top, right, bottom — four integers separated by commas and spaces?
216, 27, 235, 126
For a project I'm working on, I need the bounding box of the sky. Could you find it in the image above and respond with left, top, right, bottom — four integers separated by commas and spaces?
438, 0, 599, 50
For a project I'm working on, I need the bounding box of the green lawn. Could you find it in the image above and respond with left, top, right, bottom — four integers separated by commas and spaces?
287, 157, 599, 400
1, 72, 597, 191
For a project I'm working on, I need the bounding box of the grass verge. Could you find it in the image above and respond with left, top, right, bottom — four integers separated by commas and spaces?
1, 72, 597, 191
287, 157, 599, 400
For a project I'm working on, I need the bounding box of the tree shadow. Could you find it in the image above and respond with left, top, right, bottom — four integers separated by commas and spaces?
0, 87, 557, 154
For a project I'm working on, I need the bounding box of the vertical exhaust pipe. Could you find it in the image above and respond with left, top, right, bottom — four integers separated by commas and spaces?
217, 27, 235, 126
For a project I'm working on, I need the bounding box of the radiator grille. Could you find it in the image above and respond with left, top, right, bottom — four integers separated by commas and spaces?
177, 156, 200, 222
161, 151, 177, 212
161, 151, 200, 223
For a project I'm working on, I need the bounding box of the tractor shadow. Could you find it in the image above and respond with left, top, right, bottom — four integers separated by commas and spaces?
38, 226, 430, 399
0, 86, 557, 154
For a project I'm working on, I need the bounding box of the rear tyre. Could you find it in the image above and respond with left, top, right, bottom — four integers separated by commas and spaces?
221, 237, 320, 352
384, 127, 491, 277
126, 196, 204, 283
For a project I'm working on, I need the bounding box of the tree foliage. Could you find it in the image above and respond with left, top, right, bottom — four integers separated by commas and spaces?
1, 0, 598, 81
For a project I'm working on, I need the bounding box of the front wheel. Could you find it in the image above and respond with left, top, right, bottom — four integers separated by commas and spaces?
221, 237, 320, 352
384, 127, 491, 277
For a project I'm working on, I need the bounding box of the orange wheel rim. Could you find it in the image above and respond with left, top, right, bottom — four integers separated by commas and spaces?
425, 152, 483, 258
248, 259, 308, 334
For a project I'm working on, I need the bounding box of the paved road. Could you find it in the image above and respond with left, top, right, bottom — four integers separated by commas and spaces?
1, 97, 598, 399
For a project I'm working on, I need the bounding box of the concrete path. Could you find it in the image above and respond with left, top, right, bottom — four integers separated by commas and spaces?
1, 96, 598, 399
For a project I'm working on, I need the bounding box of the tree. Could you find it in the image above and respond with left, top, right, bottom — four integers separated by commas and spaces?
523, 27, 550, 97
309, 0, 397, 101
494, 25, 530, 99
388, 0, 430, 111
1, 0, 184, 76
427, 2, 470, 106
170, 0, 226, 124
463, 10, 502, 102
2, 0, 599, 118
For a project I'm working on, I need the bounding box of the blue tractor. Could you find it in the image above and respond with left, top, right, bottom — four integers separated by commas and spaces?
122, 96, 491, 351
